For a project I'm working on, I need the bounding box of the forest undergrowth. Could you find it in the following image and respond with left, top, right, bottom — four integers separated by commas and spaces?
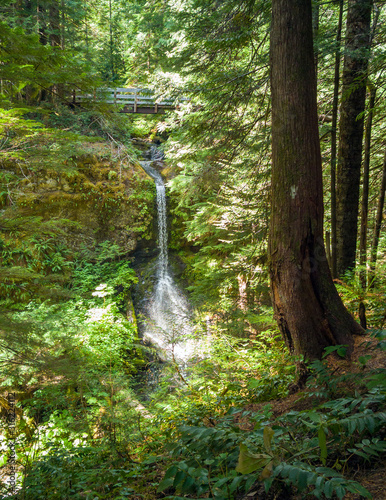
1, 0, 386, 496
1, 237, 385, 499
1, 286, 385, 500
0, 108, 385, 500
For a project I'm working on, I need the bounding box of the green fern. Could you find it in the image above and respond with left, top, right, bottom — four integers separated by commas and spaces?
273, 462, 372, 499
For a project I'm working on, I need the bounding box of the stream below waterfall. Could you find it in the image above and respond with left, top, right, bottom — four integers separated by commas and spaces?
136, 146, 198, 367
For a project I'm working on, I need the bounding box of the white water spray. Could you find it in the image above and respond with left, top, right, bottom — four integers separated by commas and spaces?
140, 147, 196, 364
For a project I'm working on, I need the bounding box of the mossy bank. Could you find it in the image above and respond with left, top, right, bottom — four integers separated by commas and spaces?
0, 124, 156, 304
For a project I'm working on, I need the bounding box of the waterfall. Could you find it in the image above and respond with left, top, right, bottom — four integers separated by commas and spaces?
139, 147, 196, 364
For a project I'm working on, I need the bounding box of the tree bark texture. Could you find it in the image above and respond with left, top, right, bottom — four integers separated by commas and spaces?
312, 1, 319, 78
49, 1, 61, 47
37, 3, 47, 45
270, 0, 363, 360
330, 0, 344, 279
359, 84, 376, 288
336, 0, 373, 277
369, 149, 386, 287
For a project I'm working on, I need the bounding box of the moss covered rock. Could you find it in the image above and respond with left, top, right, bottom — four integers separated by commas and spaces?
2, 151, 156, 254
0, 138, 156, 303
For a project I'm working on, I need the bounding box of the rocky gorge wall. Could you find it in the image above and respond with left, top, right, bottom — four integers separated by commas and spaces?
4, 153, 155, 251
0, 139, 157, 303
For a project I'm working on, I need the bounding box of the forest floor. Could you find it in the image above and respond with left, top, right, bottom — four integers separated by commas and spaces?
234, 331, 386, 500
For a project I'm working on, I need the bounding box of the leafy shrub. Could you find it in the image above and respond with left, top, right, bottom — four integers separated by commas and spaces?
156, 344, 386, 500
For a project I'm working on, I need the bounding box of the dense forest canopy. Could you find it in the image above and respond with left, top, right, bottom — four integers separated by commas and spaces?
0, 0, 385, 499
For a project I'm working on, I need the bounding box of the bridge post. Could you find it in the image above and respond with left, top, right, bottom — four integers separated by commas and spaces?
134, 90, 138, 113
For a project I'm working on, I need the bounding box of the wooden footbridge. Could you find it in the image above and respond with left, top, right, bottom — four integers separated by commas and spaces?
73, 88, 185, 114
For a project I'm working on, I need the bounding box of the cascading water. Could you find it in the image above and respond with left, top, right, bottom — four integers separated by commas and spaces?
139, 147, 196, 365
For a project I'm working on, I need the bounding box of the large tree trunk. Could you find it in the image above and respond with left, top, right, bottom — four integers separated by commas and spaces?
37, 2, 48, 102
330, 0, 344, 278
37, 2, 47, 46
49, 1, 61, 48
60, 0, 65, 50
359, 8, 380, 288
49, 0, 63, 101
336, 0, 373, 277
269, 0, 363, 361
312, 1, 320, 78
369, 150, 386, 288
359, 84, 376, 289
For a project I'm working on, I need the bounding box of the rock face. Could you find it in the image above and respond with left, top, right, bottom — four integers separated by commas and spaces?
0, 141, 158, 305
1, 152, 156, 256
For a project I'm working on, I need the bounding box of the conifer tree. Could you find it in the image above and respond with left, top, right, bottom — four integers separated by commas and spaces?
336, 0, 373, 277
270, 0, 363, 363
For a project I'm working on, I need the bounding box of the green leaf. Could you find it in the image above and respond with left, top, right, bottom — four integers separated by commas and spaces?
318, 426, 328, 465
248, 378, 260, 389
157, 465, 178, 492
324, 480, 334, 498
181, 475, 195, 493
315, 475, 325, 490
244, 475, 256, 492
288, 465, 299, 484
297, 470, 309, 491
358, 417, 366, 433
347, 418, 356, 435
364, 416, 375, 434
307, 411, 322, 423
173, 470, 186, 488
346, 481, 372, 498
263, 426, 274, 453
214, 477, 230, 488
157, 476, 174, 493
335, 485, 346, 500
323, 345, 347, 358
336, 346, 347, 358
353, 450, 371, 461
358, 355, 371, 366
229, 476, 243, 493
236, 444, 272, 474
315, 467, 341, 477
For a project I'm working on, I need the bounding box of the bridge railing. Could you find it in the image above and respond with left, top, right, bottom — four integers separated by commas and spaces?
73, 87, 183, 113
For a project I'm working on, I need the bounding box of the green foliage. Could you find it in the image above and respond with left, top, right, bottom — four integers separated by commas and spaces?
334, 263, 386, 329
0, 214, 79, 303
1, 2, 386, 499
156, 410, 245, 499
0, 276, 146, 498
272, 462, 372, 499
19, 445, 142, 500
0, 105, 115, 170
154, 345, 385, 500
144, 326, 294, 435
128, 114, 163, 138
2, 310, 385, 500
0, 292, 138, 385
0, 16, 100, 103
71, 245, 138, 296
0, 103, 154, 306
31, 104, 138, 147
